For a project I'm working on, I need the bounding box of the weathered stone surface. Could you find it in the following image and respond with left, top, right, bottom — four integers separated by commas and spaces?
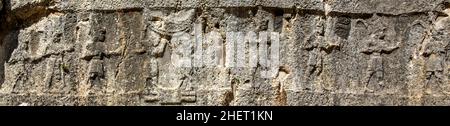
325, 0, 446, 15
0, 0, 450, 106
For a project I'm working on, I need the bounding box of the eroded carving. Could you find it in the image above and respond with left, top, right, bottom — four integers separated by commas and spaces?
76, 13, 106, 91
408, 20, 429, 60
2, 1, 450, 106
141, 9, 198, 105
360, 15, 400, 93
335, 16, 351, 39
147, 9, 196, 36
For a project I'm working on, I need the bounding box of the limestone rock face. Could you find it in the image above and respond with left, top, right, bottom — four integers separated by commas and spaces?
0, 0, 450, 106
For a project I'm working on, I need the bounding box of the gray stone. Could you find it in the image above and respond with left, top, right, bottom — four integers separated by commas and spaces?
0, 0, 450, 106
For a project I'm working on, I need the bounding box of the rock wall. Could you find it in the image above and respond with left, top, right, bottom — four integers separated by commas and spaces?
0, 0, 449, 106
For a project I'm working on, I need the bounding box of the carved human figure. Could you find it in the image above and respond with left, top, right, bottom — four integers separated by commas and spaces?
88, 56, 104, 89
301, 17, 340, 91
142, 9, 197, 105
421, 27, 448, 94
76, 15, 105, 91
360, 17, 399, 93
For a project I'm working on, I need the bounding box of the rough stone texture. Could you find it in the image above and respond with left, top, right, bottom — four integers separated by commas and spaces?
0, 0, 450, 106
